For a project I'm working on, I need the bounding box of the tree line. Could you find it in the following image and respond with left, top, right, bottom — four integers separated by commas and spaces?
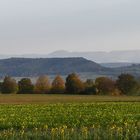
0, 73, 140, 95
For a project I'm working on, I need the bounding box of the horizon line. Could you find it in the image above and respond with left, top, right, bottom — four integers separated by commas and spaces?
0, 49, 140, 55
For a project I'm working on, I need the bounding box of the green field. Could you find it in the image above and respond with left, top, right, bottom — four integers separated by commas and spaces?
0, 95, 139, 139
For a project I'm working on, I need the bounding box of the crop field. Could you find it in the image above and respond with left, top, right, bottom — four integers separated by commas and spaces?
0, 100, 139, 139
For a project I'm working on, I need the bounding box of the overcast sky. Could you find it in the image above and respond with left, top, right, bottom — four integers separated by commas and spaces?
0, 0, 140, 54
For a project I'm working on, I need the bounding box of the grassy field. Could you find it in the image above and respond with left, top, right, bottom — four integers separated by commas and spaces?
0, 94, 140, 104
0, 94, 139, 139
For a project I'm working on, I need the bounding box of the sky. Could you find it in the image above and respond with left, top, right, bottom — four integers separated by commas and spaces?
0, 0, 140, 54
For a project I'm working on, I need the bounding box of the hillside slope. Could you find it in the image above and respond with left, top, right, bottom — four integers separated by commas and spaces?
0, 57, 109, 77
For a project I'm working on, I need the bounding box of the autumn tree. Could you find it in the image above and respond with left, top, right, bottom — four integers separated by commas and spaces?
65, 73, 85, 94
18, 78, 34, 94
51, 75, 65, 94
95, 77, 116, 95
34, 75, 51, 94
116, 74, 138, 95
1, 76, 18, 94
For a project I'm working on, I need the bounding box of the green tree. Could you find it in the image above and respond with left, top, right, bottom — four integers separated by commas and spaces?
34, 75, 51, 94
65, 73, 85, 94
51, 75, 65, 94
18, 78, 34, 94
116, 74, 138, 95
1, 76, 18, 94
84, 79, 97, 95
95, 77, 116, 95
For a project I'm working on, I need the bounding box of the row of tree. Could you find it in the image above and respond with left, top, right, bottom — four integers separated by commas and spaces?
0, 73, 139, 95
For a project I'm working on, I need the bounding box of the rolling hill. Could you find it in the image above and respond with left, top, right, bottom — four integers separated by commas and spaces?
0, 57, 109, 77
0, 57, 140, 78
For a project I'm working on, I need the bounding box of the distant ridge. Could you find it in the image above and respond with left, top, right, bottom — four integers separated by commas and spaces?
0, 57, 140, 77
47, 50, 140, 63
0, 57, 109, 77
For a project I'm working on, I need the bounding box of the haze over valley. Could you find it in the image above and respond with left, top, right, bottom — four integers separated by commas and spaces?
0, 50, 140, 64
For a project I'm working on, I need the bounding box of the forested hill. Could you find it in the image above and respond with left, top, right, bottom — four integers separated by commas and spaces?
0, 57, 109, 77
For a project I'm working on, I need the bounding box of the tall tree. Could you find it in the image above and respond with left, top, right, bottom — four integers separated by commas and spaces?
1, 76, 18, 94
116, 74, 138, 95
51, 75, 65, 94
18, 78, 34, 94
34, 75, 51, 94
95, 77, 116, 95
65, 73, 85, 94
84, 79, 97, 95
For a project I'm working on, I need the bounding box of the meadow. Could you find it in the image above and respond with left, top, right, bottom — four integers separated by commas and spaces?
0, 95, 139, 139
0, 94, 140, 104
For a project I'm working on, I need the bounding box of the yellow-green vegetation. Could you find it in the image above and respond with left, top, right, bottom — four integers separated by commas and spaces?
0, 102, 139, 139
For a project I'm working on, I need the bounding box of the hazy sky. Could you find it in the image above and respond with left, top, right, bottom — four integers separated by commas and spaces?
0, 0, 140, 54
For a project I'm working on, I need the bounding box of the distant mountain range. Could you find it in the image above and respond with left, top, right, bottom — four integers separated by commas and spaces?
47, 50, 140, 63
0, 57, 140, 78
1, 50, 140, 64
